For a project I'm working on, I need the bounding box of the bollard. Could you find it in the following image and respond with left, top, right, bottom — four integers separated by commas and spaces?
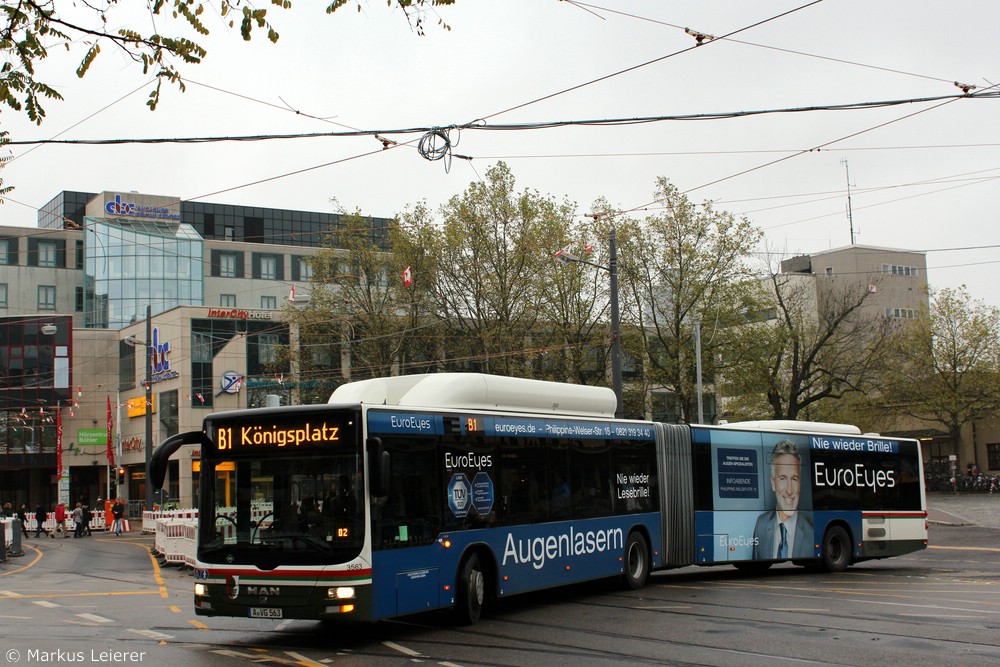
9, 518, 24, 557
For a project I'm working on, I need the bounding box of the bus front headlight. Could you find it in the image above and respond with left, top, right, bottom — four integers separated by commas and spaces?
194, 583, 208, 596
327, 586, 355, 600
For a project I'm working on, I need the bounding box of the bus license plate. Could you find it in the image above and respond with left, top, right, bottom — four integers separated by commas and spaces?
249, 607, 283, 619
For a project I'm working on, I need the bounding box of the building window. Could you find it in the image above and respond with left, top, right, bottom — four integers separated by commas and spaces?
298, 257, 313, 281
0, 239, 9, 265
882, 264, 919, 277
224, 225, 235, 241
260, 256, 277, 280
0, 283, 7, 307
75, 286, 84, 312
192, 332, 213, 363
825, 267, 833, 276
252, 252, 283, 280
38, 285, 56, 310
38, 241, 58, 267
261, 295, 277, 310
220, 294, 237, 307
75, 240, 84, 269
988, 443, 1000, 471
258, 333, 280, 364
119, 339, 136, 390
220, 252, 237, 278
885, 307, 916, 319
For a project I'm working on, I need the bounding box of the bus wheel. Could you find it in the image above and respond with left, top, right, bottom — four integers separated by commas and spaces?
622, 531, 650, 590
821, 525, 852, 573
455, 553, 486, 625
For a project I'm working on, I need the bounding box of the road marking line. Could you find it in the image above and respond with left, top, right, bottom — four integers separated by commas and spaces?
0, 590, 23, 597
188, 619, 209, 630
928, 545, 1000, 553
33, 600, 60, 608
211, 649, 302, 665
77, 612, 114, 623
383, 641, 422, 657
3, 591, 161, 600
284, 651, 327, 667
128, 629, 175, 640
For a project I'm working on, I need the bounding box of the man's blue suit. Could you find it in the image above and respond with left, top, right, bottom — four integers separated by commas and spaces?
751, 511, 815, 559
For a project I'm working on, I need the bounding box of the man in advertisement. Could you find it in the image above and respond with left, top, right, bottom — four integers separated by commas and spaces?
752, 440, 814, 559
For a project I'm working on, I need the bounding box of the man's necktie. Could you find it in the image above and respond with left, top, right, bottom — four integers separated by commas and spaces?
777, 522, 788, 558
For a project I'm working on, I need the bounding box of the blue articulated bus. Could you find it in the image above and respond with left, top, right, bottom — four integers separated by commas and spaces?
152, 373, 927, 624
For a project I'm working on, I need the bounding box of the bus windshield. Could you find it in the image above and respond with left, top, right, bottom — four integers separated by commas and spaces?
198, 454, 364, 566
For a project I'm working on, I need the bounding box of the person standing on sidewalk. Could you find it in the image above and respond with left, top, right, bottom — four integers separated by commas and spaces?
16, 503, 30, 538
72, 502, 84, 538
34, 503, 49, 538
53, 503, 69, 538
111, 499, 125, 536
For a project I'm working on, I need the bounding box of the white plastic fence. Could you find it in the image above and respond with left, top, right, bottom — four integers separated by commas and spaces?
3, 511, 116, 536
147, 505, 275, 570
154, 518, 198, 566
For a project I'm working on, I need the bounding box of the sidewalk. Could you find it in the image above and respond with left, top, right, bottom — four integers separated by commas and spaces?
926, 492, 1000, 529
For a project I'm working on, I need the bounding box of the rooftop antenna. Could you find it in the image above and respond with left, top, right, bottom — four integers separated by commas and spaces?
841, 159, 856, 244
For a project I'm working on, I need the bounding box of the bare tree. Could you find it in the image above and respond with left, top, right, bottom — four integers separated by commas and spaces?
723, 265, 897, 420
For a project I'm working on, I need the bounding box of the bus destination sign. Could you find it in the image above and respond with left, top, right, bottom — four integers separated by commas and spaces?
214, 419, 346, 452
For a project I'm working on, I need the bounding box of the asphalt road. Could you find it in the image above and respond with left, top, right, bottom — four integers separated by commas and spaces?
2, 494, 998, 666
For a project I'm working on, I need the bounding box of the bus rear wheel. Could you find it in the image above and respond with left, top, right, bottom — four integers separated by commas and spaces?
821, 525, 852, 573
622, 531, 650, 590
455, 553, 486, 625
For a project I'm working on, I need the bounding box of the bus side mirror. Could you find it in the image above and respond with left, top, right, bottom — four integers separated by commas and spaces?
367, 437, 390, 497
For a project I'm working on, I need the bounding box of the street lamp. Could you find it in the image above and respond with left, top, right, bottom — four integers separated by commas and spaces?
693, 313, 704, 424
124, 305, 154, 512
556, 225, 623, 418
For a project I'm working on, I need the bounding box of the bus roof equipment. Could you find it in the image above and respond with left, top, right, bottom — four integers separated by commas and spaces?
328, 372, 618, 417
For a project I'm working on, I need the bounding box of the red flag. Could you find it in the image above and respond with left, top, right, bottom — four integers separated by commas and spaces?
56, 409, 63, 480
402, 266, 412, 287
106, 395, 115, 468
288, 284, 296, 302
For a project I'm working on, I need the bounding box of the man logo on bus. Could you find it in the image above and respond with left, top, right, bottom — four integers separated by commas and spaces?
752, 440, 814, 559
226, 575, 240, 600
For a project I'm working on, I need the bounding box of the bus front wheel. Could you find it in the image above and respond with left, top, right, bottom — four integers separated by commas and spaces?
622, 531, 650, 590
455, 553, 486, 625
821, 525, 852, 573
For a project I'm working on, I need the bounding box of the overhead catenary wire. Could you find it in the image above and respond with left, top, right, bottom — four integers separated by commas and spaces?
11, 91, 997, 147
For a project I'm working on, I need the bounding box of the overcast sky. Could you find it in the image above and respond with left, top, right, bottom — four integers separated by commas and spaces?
2, 1, 998, 305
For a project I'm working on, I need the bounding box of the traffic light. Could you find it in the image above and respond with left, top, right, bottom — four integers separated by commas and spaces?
117, 466, 126, 485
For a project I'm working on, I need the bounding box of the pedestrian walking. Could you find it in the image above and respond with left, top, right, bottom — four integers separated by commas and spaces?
82, 503, 92, 536
34, 503, 49, 538
16, 503, 30, 538
53, 503, 68, 538
72, 502, 84, 538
